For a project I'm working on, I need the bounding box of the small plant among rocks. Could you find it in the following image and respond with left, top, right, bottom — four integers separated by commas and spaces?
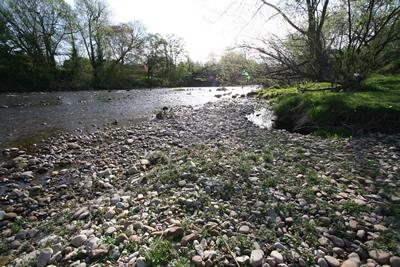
145, 239, 175, 266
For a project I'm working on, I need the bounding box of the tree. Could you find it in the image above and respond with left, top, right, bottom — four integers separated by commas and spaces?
75, 0, 109, 88
106, 21, 146, 65
258, 0, 331, 81
250, 0, 400, 85
218, 51, 259, 85
0, 0, 71, 71
329, 0, 400, 80
143, 33, 167, 86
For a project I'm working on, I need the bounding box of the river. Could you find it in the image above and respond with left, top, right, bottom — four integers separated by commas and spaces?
0, 86, 258, 148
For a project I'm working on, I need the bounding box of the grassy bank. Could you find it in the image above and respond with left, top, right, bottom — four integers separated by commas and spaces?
258, 75, 400, 137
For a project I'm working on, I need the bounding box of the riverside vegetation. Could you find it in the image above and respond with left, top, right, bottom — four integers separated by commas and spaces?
0, 99, 399, 267
257, 75, 400, 137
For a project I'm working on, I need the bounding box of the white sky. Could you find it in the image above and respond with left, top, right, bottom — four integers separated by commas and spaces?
70, 0, 286, 62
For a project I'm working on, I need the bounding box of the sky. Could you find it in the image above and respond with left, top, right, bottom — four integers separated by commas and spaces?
101, 0, 285, 62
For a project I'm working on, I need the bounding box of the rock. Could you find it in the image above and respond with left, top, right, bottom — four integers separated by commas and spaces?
390, 256, 400, 267
0, 256, 13, 266
20, 171, 34, 179
70, 234, 88, 247
140, 159, 150, 166
369, 250, 390, 265
0, 210, 5, 221
318, 258, 329, 267
270, 250, 283, 264
238, 225, 251, 234
341, 259, 360, 267
325, 256, 340, 267
136, 257, 147, 267
236, 255, 250, 265
356, 230, 366, 239
348, 253, 361, 263
90, 248, 108, 260
329, 235, 345, 247
192, 255, 203, 266
105, 226, 116, 235
37, 248, 53, 267
181, 232, 198, 244
250, 249, 264, 267
4, 212, 17, 221
165, 226, 184, 240
374, 224, 388, 232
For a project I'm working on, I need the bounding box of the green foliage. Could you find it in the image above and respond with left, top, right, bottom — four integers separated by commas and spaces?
125, 241, 140, 253
172, 257, 191, 267
145, 239, 175, 266
180, 217, 193, 233
341, 200, 370, 214
9, 222, 22, 234
148, 151, 169, 165
262, 150, 274, 163
270, 75, 400, 136
159, 167, 181, 184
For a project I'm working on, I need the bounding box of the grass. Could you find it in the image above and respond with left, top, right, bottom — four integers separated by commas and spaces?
145, 239, 175, 267
258, 74, 400, 136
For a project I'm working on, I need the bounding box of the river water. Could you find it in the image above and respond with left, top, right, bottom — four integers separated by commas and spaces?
0, 86, 259, 148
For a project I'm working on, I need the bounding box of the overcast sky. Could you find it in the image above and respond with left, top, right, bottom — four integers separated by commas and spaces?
71, 0, 285, 62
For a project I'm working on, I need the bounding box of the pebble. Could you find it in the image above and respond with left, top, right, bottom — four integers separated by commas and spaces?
340, 259, 360, 267
192, 255, 203, 266
70, 234, 88, 247
390, 257, 400, 267
238, 225, 251, 234
369, 250, 390, 265
37, 248, 53, 267
318, 258, 329, 267
250, 249, 264, 267
324, 256, 340, 267
270, 251, 283, 264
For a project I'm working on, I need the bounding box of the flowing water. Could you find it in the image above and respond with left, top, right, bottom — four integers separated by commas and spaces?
0, 86, 262, 148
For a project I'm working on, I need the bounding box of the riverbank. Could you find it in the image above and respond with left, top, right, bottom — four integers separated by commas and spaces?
0, 99, 399, 267
258, 75, 400, 137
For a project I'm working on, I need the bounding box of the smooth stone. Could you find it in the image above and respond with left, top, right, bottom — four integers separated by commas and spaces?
192, 255, 203, 266
318, 258, 329, 267
70, 234, 88, 247
325, 256, 340, 267
390, 256, 400, 267
250, 249, 264, 267
236, 255, 250, 264
341, 259, 360, 267
136, 257, 147, 267
369, 250, 390, 265
238, 225, 251, 234
270, 250, 283, 264
37, 248, 53, 267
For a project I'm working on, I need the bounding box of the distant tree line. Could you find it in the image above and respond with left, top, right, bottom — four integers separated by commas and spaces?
246, 0, 400, 87
0, 0, 264, 92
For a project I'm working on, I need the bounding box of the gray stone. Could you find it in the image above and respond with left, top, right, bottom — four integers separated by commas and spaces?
325, 256, 340, 267
192, 255, 203, 266
369, 250, 390, 265
238, 225, 251, 234
341, 259, 360, 267
390, 256, 400, 267
37, 248, 53, 267
250, 249, 264, 267
318, 258, 329, 267
236, 255, 250, 265
70, 234, 87, 247
165, 227, 184, 240
270, 250, 283, 264
136, 257, 147, 267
